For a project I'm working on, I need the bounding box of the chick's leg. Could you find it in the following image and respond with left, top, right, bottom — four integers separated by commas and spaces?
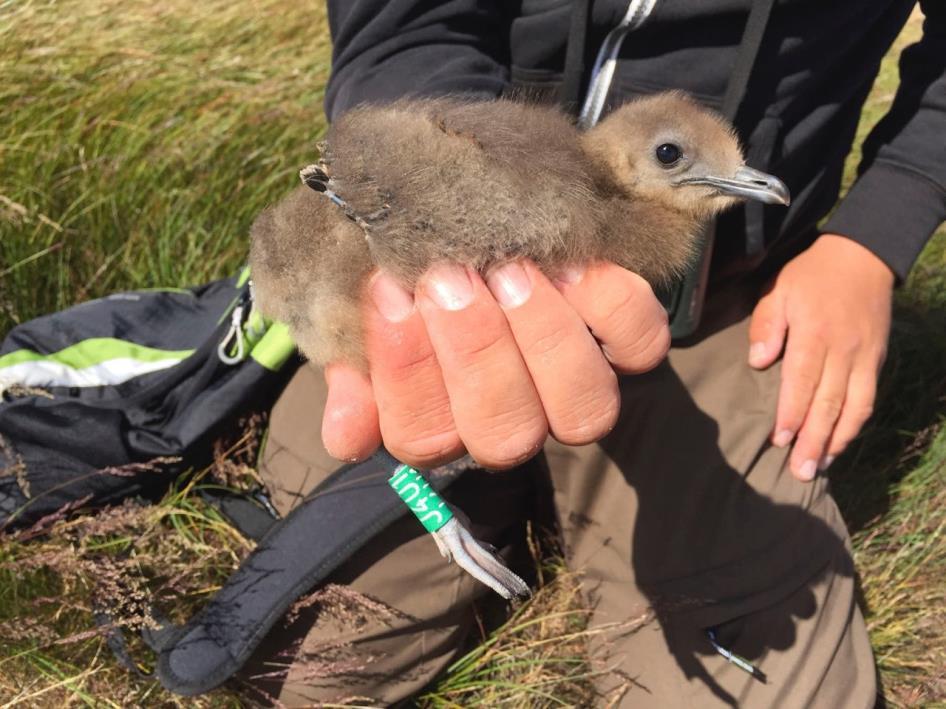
388, 463, 530, 600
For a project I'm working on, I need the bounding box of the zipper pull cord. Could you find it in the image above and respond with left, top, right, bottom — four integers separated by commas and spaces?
578, 0, 660, 130
705, 628, 767, 682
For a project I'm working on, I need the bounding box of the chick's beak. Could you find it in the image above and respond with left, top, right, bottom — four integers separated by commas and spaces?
679, 165, 791, 206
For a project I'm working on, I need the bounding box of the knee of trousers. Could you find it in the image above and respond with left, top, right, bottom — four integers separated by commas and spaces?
242, 510, 484, 706
258, 363, 337, 517
582, 546, 876, 709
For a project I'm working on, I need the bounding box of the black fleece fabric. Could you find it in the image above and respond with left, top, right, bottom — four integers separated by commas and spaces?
325, 0, 945, 284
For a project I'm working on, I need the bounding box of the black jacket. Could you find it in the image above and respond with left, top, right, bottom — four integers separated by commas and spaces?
325, 0, 945, 284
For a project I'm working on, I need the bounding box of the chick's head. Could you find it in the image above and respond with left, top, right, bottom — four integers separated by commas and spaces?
583, 92, 789, 219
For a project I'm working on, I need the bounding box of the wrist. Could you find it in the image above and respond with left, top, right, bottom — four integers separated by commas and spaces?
813, 233, 896, 288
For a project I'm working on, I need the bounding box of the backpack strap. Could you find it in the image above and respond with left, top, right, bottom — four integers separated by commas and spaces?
667, 0, 778, 337
197, 486, 279, 541
724, 0, 777, 258
721, 0, 777, 123
559, 0, 592, 114
149, 448, 464, 696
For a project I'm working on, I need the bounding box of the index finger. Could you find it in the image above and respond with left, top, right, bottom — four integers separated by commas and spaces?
363, 271, 465, 468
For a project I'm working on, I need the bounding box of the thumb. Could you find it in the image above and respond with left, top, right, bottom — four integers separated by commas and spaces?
748, 286, 787, 369
321, 362, 381, 462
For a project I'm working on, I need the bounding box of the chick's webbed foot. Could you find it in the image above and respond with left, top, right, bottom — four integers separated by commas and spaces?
432, 517, 530, 600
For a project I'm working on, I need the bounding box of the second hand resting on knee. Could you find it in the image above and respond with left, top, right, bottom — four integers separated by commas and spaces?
748, 233, 894, 481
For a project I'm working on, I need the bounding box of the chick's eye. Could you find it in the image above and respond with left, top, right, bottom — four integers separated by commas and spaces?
655, 143, 682, 166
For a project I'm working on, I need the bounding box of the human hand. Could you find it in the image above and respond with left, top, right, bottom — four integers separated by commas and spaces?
320, 260, 671, 469
748, 234, 894, 481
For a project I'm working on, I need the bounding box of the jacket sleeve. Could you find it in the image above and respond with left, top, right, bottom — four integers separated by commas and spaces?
822, 3, 946, 281
325, 0, 513, 121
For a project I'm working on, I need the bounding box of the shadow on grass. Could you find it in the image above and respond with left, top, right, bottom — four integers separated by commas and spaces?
830, 299, 946, 535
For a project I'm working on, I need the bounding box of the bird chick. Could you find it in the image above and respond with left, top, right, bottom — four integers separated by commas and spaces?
249, 91, 789, 369
248, 94, 790, 601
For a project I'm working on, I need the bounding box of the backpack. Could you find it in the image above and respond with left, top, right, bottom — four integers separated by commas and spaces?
0, 270, 295, 532
0, 270, 467, 695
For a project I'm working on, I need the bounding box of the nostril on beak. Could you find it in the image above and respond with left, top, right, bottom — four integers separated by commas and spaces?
676, 166, 792, 206
730, 166, 791, 206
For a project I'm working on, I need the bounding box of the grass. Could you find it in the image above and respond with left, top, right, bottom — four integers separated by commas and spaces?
0, 0, 330, 331
417, 549, 605, 708
1, 2, 945, 706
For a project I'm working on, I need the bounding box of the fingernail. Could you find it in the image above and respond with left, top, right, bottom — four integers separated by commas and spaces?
818, 455, 836, 471
797, 459, 817, 482
749, 342, 767, 366
423, 263, 474, 311
773, 429, 795, 447
370, 272, 414, 322
554, 265, 585, 287
486, 261, 533, 308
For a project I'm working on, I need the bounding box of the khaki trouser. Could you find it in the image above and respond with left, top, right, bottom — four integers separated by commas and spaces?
244, 287, 877, 708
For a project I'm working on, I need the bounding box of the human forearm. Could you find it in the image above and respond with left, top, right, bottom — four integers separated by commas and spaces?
822, 2, 946, 281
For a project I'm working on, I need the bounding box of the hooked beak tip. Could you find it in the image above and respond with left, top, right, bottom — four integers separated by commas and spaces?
733, 165, 791, 206
679, 166, 791, 206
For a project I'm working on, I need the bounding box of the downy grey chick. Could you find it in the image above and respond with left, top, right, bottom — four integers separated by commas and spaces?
250, 91, 789, 369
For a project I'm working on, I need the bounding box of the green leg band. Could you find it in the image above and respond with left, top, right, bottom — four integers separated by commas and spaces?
389, 464, 454, 533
